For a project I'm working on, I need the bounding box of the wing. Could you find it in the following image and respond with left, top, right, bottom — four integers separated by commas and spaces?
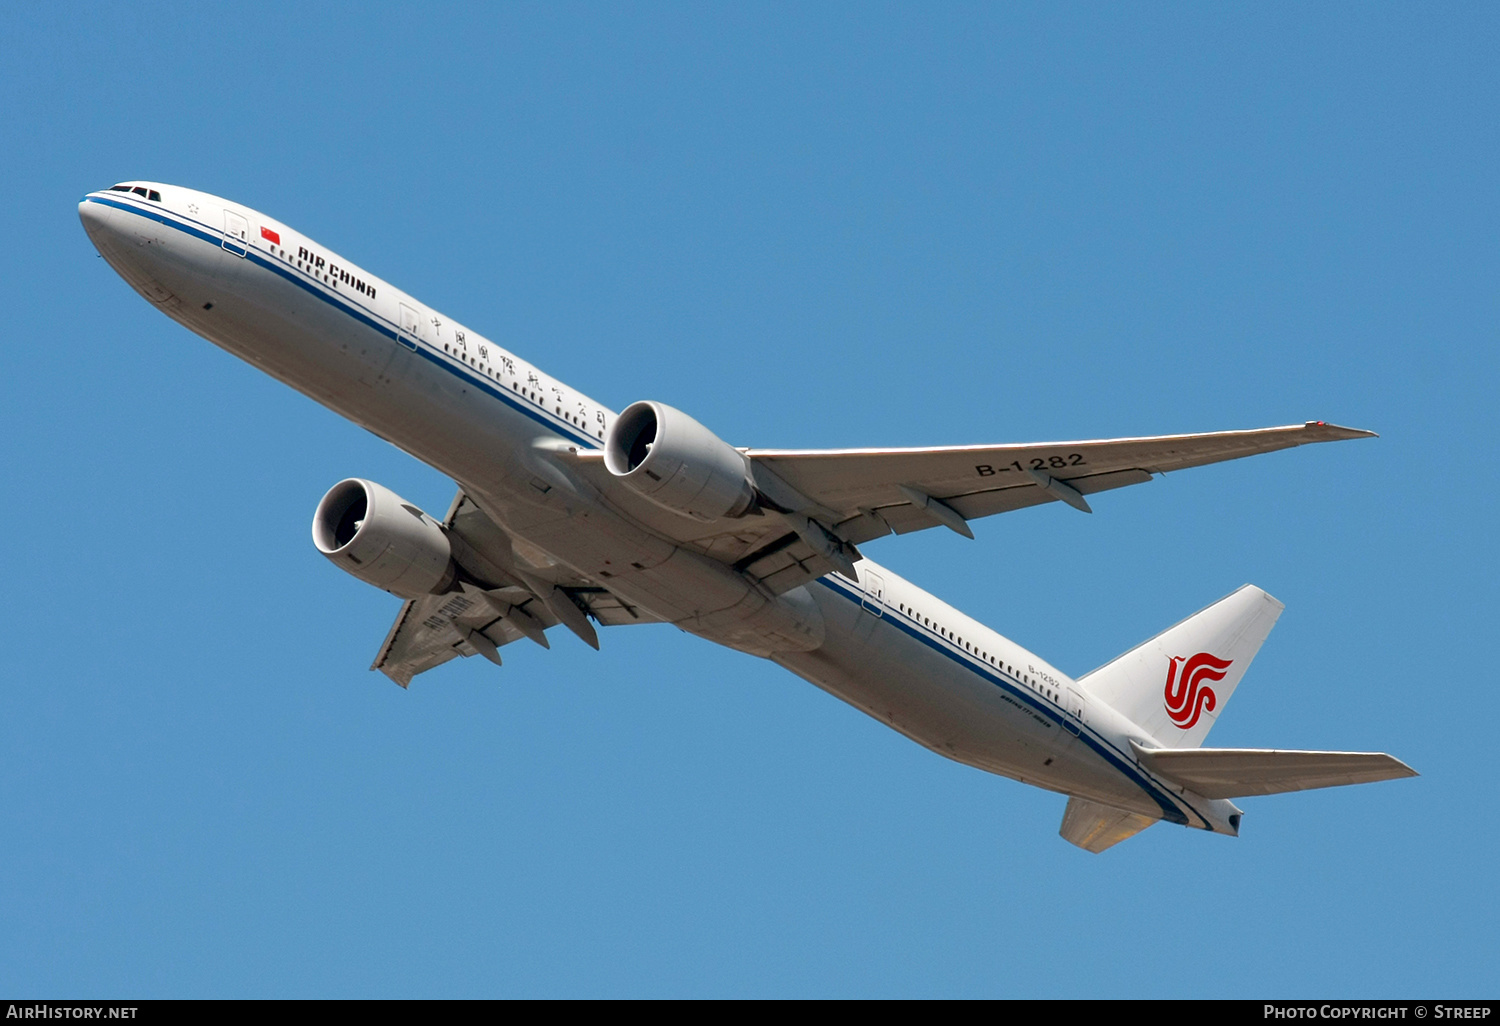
1131, 744, 1418, 799
565, 420, 1372, 597
372, 490, 662, 687
569, 420, 1372, 598
746, 420, 1375, 541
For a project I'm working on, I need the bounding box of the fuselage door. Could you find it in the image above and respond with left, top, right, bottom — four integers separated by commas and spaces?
398, 303, 421, 351
860, 569, 885, 617
222, 210, 249, 257
1062, 687, 1087, 736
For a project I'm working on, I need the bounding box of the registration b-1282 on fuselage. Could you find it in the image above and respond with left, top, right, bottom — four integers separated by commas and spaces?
78, 181, 1416, 853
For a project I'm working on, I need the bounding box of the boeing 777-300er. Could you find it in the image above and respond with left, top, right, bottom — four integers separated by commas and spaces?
78, 181, 1416, 853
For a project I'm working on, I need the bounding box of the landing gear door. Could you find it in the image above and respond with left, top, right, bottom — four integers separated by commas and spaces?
222, 210, 249, 257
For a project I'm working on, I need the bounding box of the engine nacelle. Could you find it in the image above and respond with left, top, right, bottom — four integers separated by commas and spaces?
604, 400, 757, 522
312, 479, 455, 600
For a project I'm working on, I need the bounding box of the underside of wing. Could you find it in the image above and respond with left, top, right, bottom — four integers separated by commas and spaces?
372, 489, 663, 686
371, 589, 530, 687
1132, 744, 1418, 799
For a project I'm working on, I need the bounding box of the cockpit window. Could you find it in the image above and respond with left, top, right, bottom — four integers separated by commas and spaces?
105, 184, 161, 201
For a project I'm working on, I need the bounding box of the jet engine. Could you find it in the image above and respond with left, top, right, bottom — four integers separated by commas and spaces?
604, 400, 758, 522
312, 479, 456, 599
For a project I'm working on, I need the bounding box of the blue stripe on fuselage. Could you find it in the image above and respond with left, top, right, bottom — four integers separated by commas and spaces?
812, 574, 1199, 826
83, 195, 601, 450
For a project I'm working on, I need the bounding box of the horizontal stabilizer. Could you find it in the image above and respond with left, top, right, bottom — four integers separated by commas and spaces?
1059, 796, 1159, 853
1131, 742, 1418, 799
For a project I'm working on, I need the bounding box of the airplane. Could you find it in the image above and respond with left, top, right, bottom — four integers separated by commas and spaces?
78, 180, 1416, 853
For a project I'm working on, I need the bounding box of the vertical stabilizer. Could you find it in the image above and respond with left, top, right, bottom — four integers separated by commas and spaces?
1080, 585, 1284, 748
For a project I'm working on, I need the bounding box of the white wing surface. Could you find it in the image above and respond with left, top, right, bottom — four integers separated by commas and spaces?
568, 421, 1374, 598
580, 420, 1372, 598
746, 421, 1374, 540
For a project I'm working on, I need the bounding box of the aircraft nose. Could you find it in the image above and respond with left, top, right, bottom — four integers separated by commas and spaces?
78, 195, 120, 251
79, 192, 181, 305
79, 195, 108, 229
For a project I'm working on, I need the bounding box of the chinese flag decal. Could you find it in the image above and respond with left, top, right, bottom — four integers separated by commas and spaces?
261, 226, 281, 245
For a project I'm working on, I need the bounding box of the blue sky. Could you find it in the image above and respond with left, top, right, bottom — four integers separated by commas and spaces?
3, 2, 1496, 997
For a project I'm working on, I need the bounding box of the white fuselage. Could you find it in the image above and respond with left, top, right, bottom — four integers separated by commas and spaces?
79, 183, 1239, 835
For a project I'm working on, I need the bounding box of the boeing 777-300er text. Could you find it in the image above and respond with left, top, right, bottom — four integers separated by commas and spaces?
79, 181, 1416, 853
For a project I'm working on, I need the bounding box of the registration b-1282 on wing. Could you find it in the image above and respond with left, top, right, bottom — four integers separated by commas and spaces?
79, 181, 1416, 853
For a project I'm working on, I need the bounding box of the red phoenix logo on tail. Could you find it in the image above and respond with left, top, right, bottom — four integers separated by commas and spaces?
1163, 652, 1233, 730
